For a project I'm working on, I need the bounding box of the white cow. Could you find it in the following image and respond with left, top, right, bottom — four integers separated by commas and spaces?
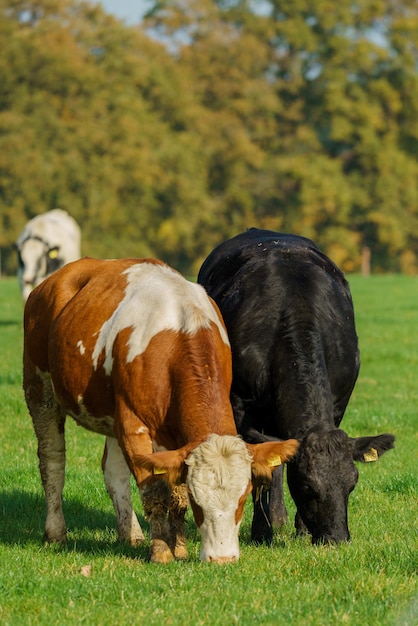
15, 209, 81, 302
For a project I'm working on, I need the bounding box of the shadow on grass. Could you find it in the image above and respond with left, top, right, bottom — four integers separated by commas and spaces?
0, 488, 202, 560
0, 489, 149, 559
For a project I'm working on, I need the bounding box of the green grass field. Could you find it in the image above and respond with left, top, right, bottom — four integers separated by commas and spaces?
0, 275, 416, 625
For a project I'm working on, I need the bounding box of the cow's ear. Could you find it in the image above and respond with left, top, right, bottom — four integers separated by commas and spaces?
248, 439, 299, 477
48, 246, 60, 259
134, 443, 197, 481
351, 434, 395, 463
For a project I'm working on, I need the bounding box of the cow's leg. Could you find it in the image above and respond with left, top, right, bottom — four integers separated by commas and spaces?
251, 482, 273, 545
269, 466, 288, 527
102, 436, 145, 545
113, 402, 174, 563
141, 479, 175, 563
168, 484, 189, 560
25, 371, 67, 543
295, 511, 309, 537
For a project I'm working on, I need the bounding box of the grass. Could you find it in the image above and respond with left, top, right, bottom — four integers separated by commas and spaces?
0, 275, 417, 625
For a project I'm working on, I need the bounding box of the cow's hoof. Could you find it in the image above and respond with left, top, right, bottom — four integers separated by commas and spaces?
120, 528, 145, 546
251, 535, 273, 546
251, 529, 273, 545
128, 535, 145, 547
118, 531, 145, 546
174, 544, 188, 560
270, 513, 288, 528
43, 529, 67, 544
251, 518, 273, 545
295, 512, 309, 536
149, 539, 175, 563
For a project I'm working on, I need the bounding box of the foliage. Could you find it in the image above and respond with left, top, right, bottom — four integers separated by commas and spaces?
0, 0, 418, 275
0, 275, 417, 625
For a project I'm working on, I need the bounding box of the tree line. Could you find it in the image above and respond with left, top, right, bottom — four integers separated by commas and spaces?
1, 0, 417, 276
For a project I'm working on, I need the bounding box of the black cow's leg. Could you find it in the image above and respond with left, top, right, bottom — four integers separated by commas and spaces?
232, 393, 284, 542
295, 511, 309, 537
269, 466, 288, 527
251, 468, 288, 543
251, 482, 273, 544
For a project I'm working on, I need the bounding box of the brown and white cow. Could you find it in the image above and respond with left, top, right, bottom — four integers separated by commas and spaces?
23, 257, 298, 563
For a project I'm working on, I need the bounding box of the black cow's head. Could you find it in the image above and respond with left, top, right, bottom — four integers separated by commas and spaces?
287, 428, 395, 544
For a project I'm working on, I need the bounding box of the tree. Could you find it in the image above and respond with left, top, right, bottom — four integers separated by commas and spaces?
1, 0, 417, 275
145, 0, 418, 272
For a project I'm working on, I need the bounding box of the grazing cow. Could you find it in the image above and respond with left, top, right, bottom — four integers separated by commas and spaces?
23, 257, 299, 563
15, 208, 81, 302
198, 228, 395, 545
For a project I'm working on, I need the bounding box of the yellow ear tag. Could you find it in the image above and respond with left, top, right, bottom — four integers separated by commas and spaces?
268, 455, 282, 468
363, 447, 378, 462
48, 249, 59, 259
153, 467, 167, 475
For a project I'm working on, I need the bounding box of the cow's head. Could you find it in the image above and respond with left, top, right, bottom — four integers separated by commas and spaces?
137, 434, 299, 563
286, 428, 395, 544
16, 237, 62, 301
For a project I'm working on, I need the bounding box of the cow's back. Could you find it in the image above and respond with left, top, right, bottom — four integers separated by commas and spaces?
24, 258, 130, 380
199, 228, 342, 301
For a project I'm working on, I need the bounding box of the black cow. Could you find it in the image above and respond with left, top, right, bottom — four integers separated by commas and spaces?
198, 228, 395, 544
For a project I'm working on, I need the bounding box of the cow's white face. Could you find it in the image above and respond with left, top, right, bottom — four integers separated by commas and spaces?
185, 434, 252, 563
18, 239, 48, 300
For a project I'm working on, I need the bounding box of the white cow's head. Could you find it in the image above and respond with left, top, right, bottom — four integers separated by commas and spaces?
138, 433, 299, 563
185, 435, 253, 563
17, 237, 61, 302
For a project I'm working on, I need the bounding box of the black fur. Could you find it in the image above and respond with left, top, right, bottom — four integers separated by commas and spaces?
198, 228, 394, 544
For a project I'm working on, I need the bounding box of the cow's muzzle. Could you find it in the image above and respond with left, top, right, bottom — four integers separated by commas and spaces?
207, 555, 238, 564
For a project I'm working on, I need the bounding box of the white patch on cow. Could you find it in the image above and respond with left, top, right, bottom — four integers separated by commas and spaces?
77, 340, 86, 355
103, 436, 145, 544
136, 426, 149, 435
92, 262, 229, 375
185, 434, 252, 562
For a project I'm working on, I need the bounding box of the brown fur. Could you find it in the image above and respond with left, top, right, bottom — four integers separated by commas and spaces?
24, 258, 299, 563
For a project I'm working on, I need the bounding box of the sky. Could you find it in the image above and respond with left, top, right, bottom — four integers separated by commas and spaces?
98, 1, 149, 24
